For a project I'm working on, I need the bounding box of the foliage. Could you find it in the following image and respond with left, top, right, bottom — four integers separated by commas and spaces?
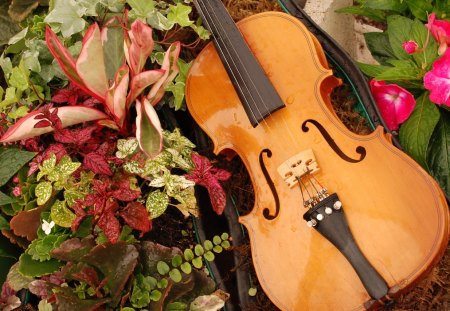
338, 0, 450, 197
0, 1, 231, 309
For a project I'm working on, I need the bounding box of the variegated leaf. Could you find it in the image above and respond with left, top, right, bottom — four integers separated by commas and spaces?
124, 161, 144, 175
146, 190, 169, 219
116, 138, 139, 159
35, 181, 52, 206
50, 200, 76, 228
0, 106, 109, 143
55, 155, 81, 179
135, 98, 163, 158
105, 64, 129, 128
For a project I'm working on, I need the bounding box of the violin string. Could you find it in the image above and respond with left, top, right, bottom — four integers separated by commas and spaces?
196, 0, 318, 207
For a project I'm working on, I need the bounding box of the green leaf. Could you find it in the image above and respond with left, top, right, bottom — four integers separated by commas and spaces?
375, 60, 421, 81
248, 287, 257, 297
35, 181, 52, 206
28, 234, 68, 262
146, 189, 169, 219
194, 244, 204, 256
364, 32, 397, 65
157, 260, 170, 275
203, 240, 213, 251
212, 245, 223, 253
136, 98, 163, 157
157, 278, 168, 289
50, 200, 76, 228
386, 15, 414, 60
410, 20, 438, 72
169, 268, 182, 282
212, 235, 221, 245
357, 62, 391, 78
221, 241, 231, 249
44, 0, 87, 37
166, 81, 185, 110
127, 0, 155, 18
150, 289, 162, 301
427, 108, 450, 197
18, 253, 63, 277
192, 256, 203, 269
399, 93, 440, 168
184, 248, 194, 261
0, 147, 36, 187
172, 254, 182, 267
166, 302, 188, 311
363, 0, 408, 13
167, 3, 193, 27
335, 6, 386, 22
203, 251, 215, 262
180, 262, 192, 274
0, 191, 14, 206
55, 155, 81, 180
102, 22, 124, 82
404, 0, 433, 21
9, 63, 29, 91
221, 232, 229, 240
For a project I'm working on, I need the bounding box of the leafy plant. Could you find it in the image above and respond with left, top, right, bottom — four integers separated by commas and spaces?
338, 1, 450, 197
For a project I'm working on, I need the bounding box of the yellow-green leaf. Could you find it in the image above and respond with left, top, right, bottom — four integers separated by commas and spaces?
35, 181, 52, 206
50, 200, 75, 228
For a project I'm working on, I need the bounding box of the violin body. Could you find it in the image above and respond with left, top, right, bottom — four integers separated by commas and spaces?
185, 12, 449, 311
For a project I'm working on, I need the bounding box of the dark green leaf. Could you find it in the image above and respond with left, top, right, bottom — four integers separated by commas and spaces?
0, 147, 36, 187
400, 93, 440, 168
386, 15, 414, 60
0, 214, 9, 230
335, 6, 386, 22
81, 241, 139, 303
364, 32, 397, 65
357, 62, 391, 78
405, 0, 433, 21
0, 191, 14, 206
427, 108, 450, 197
410, 20, 438, 72
18, 253, 63, 277
363, 0, 408, 13
102, 22, 124, 82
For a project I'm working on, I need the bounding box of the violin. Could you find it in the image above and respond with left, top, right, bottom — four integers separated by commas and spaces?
185, 1, 449, 310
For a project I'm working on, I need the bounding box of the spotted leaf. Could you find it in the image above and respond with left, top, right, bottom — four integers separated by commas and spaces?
35, 181, 52, 206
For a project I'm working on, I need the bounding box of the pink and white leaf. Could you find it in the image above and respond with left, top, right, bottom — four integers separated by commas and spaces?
128, 69, 165, 105
135, 98, 163, 158
0, 107, 109, 143
106, 65, 129, 128
370, 80, 416, 131
147, 42, 181, 106
46, 26, 87, 92
424, 48, 450, 107
76, 23, 109, 102
126, 20, 154, 76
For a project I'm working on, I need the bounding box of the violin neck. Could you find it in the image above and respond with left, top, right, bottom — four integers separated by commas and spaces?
193, 0, 285, 127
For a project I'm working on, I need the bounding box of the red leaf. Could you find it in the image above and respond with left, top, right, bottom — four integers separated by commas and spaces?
97, 211, 121, 244
119, 202, 151, 235
206, 179, 228, 215
54, 126, 97, 145
83, 152, 112, 176
110, 179, 141, 202
34, 120, 52, 128
72, 266, 100, 289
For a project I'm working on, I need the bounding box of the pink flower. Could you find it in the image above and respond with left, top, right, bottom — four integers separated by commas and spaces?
370, 80, 416, 131
12, 186, 22, 197
426, 13, 450, 55
424, 48, 450, 106
402, 40, 419, 54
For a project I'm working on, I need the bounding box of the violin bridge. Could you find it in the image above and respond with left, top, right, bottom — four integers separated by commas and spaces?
277, 149, 319, 188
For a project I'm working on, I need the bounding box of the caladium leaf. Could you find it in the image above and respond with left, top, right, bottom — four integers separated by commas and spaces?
106, 64, 129, 127
76, 23, 109, 102
136, 98, 163, 158
0, 106, 108, 143
147, 42, 181, 106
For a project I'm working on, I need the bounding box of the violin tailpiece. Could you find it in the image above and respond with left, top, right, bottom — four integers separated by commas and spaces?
303, 193, 391, 301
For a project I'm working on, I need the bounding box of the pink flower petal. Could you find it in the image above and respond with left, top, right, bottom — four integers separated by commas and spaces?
426, 13, 450, 54
402, 40, 418, 54
370, 80, 416, 131
424, 48, 450, 106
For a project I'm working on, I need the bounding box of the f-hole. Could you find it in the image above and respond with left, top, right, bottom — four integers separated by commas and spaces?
259, 149, 280, 220
302, 119, 366, 163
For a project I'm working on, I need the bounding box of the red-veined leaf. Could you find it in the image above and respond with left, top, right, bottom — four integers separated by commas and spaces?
97, 210, 120, 244
135, 98, 163, 158
76, 23, 109, 102
0, 107, 109, 143
119, 202, 151, 234
83, 152, 112, 176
